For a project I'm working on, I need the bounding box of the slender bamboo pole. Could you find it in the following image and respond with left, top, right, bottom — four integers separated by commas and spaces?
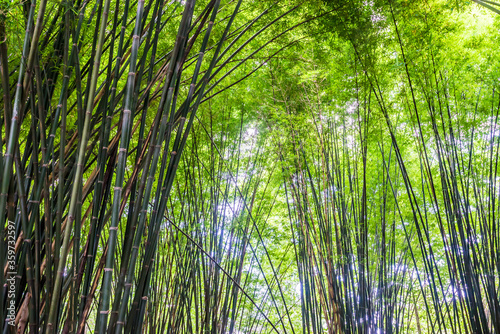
94, 0, 146, 329
46, 0, 114, 328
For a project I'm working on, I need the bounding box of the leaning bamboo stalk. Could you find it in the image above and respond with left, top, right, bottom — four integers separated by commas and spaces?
53, 3, 71, 319
13, 148, 38, 333
45, 0, 114, 329
0, 1, 36, 327
94, 0, 146, 329
23, 0, 48, 91
0, 18, 10, 142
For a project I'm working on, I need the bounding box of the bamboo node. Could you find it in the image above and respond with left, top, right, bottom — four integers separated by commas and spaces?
110, 227, 119, 231
104, 268, 113, 272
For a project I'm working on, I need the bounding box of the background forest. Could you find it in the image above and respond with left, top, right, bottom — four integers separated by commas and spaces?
1, 0, 500, 332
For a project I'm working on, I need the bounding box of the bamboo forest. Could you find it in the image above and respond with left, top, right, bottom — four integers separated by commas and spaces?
2, 0, 500, 332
